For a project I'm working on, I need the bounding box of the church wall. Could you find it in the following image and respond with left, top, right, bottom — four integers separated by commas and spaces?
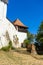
0, 17, 27, 48
17, 31, 27, 47
0, 0, 27, 48
0, 18, 17, 48
0, 1, 7, 19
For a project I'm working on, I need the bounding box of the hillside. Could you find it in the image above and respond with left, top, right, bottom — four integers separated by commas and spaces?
0, 48, 43, 65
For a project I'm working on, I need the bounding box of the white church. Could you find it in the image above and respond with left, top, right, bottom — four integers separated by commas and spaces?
0, 0, 28, 48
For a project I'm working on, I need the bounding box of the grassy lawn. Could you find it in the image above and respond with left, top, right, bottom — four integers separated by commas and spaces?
0, 48, 43, 65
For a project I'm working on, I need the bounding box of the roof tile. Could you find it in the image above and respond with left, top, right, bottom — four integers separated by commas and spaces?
13, 19, 28, 28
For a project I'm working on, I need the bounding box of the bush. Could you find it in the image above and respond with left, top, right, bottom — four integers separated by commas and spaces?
11, 47, 15, 50
24, 39, 30, 47
27, 44, 32, 53
24, 39, 32, 52
9, 41, 12, 48
1, 46, 10, 51
1, 41, 12, 51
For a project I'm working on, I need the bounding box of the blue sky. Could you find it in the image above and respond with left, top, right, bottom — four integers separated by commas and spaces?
7, 0, 43, 34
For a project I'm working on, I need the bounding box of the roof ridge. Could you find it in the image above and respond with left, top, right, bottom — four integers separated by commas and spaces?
13, 18, 28, 28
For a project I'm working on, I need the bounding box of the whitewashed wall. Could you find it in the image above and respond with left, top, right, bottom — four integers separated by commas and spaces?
0, 1, 7, 19
17, 31, 27, 47
0, 18, 27, 48
0, 1, 16, 48
0, 1, 27, 48
0, 18, 17, 48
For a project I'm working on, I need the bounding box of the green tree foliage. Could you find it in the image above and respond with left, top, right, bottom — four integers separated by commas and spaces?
36, 21, 43, 44
38, 22, 43, 32
35, 21, 43, 53
23, 31, 34, 47
24, 39, 30, 47
27, 32, 34, 43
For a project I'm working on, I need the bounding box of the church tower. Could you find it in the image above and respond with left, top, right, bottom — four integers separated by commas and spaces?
0, 0, 8, 19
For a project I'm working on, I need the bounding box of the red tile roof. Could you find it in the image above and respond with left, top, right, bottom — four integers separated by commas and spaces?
13, 19, 28, 28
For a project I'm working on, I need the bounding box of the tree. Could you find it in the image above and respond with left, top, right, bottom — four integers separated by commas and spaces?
27, 31, 34, 43
36, 22, 43, 43
36, 21, 43, 48
23, 31, 34, 48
